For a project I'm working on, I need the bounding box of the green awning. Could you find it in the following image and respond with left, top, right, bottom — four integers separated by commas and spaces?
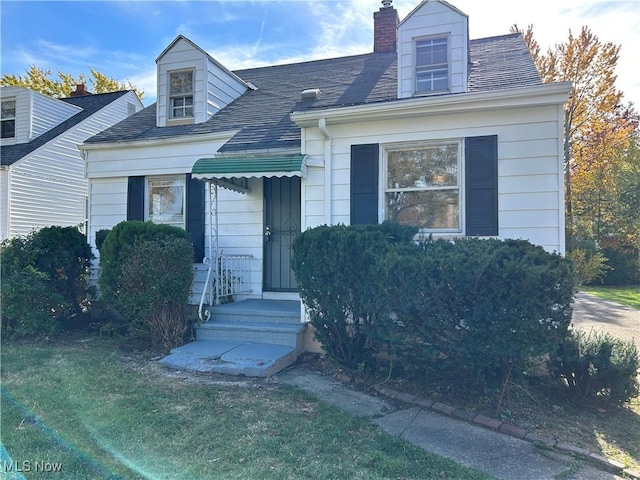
192, 154, 307, 181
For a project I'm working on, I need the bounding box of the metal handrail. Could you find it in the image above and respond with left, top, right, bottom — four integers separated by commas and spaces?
198, 253, 253, 322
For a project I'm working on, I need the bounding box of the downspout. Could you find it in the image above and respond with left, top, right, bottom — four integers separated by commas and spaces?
318, 118, 332, 224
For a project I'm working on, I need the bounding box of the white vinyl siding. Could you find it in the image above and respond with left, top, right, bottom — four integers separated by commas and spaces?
300, 102, 565, 253
156, 37, 246, 127
398, 1, 468, 98
2, 91, 141, 240
1, 87, 81, 146
85, 133, 239, 302
0, 170, 8, 239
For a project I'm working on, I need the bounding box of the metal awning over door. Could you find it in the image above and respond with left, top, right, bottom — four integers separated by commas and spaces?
192, 153, 307, 183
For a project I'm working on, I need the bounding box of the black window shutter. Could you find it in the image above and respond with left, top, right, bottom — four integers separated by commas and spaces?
350, 144, 379, 225
465, 135, 498, 236
127, 176, 145, 221
186, 174, 205, 263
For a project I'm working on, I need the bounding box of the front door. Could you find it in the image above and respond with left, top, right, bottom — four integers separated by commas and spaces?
264, 177, 301, 291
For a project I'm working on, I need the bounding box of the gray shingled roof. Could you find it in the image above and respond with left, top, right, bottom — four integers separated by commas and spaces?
468, 33, 541, 91
84, 33, 541, 153
1, 91, 130, 166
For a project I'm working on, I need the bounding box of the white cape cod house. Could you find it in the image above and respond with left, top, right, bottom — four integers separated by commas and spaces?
0, 86, 143, 240
80, 0, 571, 375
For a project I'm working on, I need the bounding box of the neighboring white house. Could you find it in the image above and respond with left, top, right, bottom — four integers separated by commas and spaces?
80, 0, 571, 308
0, 86, 143, 240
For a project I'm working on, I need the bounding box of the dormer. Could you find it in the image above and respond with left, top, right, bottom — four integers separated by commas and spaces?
155, 35, 250, 128
1, 86, 81, 147
396, 0, 469, 99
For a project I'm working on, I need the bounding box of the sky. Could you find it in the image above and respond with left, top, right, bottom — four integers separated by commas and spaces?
1, 0, 639, 107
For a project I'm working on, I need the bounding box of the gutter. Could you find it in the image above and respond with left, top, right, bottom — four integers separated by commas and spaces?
318, 118, 332, 224
292, 82, 572, 127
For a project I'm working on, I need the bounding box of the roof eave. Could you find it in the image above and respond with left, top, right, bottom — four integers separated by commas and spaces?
291, 82, 572, 127
156, 35, 250, 90
79, 129, 241, 151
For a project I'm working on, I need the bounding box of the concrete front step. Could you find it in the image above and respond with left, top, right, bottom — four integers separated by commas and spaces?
197, 321, 306, 350
207, 299, 301, 324
159, 340, 298, 377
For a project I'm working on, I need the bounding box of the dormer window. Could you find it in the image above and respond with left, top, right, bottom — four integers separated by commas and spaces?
415, 37, 449, 94
169, 70, 194, 119
1, 99, 16, 138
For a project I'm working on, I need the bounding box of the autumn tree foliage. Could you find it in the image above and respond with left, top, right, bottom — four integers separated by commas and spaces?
1, 65, 144, 100
512, 24, 639, 284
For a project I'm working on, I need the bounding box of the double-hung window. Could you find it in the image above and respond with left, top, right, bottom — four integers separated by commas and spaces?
1, 99, 16, 139
169, 70, 193, 119
415, 37, 448, 94
385, 141, 461, 231
146, 176, 185, 228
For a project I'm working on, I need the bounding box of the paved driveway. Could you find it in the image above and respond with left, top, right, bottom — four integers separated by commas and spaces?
572, 292, 640, 351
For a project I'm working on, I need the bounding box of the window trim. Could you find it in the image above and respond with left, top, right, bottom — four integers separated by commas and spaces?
382, 140, 464, 234
414, 35, 450, 95
168, 69, 194, 120
1, 98, 16, 139
145, 175, 186, 228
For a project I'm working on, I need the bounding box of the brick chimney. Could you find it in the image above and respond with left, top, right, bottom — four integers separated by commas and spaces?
70, 84, 91, 97
373, 0, 399, 53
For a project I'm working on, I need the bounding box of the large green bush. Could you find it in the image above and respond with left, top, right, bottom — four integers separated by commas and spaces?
388, 238, 575, 391
292, 225, 575, 393
1, 226, 93, 338
98, 221, 190, 305
117, 237, 195, 350
292, 223, 416, 368
98, 221, 194, 349
552, 329, 639, 405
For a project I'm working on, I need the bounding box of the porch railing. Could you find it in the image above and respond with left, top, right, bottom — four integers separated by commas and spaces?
198, 253, 253, 322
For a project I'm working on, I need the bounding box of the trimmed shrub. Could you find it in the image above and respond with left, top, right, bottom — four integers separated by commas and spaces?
293, 224, 575, 394
292, 223, 416, 368
28, 225, 94, 316
388, 238, 575, 391
552, 329, 639, 405
98, 221, 194, 349
1, 226, 93, 338
98, 221, 190, 306
94, 229, 111, 253
1, 265, 66, 338
117, 237, 195, 350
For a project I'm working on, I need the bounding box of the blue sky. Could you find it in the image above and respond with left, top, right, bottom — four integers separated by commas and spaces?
1, 0, 638, 107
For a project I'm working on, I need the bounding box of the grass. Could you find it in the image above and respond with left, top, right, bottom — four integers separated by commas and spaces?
580, 285, 640, 309
0, 336, 492, 480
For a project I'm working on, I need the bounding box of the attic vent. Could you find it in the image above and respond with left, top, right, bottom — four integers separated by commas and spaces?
301, 88, 322, 101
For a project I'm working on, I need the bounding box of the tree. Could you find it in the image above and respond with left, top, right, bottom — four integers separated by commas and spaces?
1, 65, 144, 100
512, 24, 639, 245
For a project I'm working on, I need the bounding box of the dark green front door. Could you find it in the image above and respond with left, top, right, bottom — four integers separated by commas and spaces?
264, 177, 301, 291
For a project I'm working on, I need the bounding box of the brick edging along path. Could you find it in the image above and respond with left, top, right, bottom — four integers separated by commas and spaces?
373, 384, 640, 480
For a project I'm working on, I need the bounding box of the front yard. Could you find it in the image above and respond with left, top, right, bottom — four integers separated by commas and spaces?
0, 336, 490, 480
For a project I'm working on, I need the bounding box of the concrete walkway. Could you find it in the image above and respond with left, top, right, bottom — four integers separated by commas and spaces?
572, 292, 640, 351
276, 294, 640, 480
276, 366, 624, 480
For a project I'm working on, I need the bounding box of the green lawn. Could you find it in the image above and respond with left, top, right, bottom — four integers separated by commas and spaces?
581, 285, 640, 309
0, 336, 492, 480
